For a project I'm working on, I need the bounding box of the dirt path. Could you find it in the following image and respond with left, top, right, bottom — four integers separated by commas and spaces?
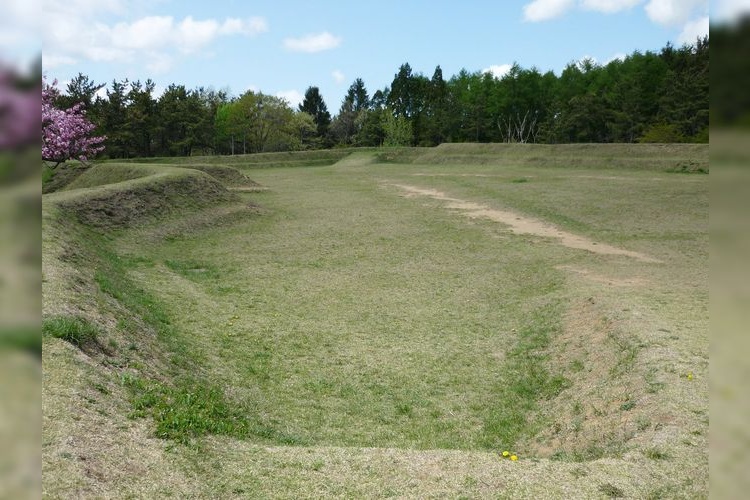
389, 183, 660, 263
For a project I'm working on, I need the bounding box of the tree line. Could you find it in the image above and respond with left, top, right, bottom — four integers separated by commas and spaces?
56, 37, 708, 158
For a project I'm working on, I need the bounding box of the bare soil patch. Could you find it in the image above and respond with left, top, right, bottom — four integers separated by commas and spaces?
390, 183, 660, 262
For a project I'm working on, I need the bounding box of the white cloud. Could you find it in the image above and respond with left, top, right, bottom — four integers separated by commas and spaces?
41, 1, 268, 71
605, 52, 627, 64
483, 64, 513, 79
678, 15, 709, 43
43, 0, 125, 19
0, 0, 41, 65
521, 0, 708, 51
2, 0, 40, 31
219, 17, 268, 36
644, 0, 706, 25
332, 69, 346, 84
109, 16, 172, 50
145, 51, 174, 74
283, 32, 342, 53
523, 0, 575, 21
106, 16, 266, 53
523, 0, 712, 29
580, 0, 643, 13
712, 0, 750, 23
276, 90, 304, 108
95, 85, 109, 100
42, 54, 77, 68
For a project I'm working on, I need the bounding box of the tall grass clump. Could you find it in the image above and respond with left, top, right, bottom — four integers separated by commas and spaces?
43, 316, 100, 349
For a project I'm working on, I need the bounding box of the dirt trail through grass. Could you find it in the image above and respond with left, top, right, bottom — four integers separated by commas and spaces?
390, 183, 661, 263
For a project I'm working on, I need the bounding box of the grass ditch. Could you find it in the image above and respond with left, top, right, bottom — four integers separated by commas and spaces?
43, 146, 708, 497
61, 213, 303, 447
42, 164, 294, 448
482, 301, 571, 449
128, 163, 583, 453
80, 215, 303, 445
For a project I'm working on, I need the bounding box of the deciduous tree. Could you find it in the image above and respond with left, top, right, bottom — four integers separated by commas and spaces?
42, 78, 105, 166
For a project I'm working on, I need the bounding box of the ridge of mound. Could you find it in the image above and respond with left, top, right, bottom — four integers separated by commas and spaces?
47, 168, 234, 231
113, 149, 368, 169
182, 164, 261, 186
412, 143, 709, 172
54, 162, 262, 192
62, 163, 156, 191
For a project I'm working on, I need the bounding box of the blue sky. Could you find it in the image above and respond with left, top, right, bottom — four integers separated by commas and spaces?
34, 0, 716, 110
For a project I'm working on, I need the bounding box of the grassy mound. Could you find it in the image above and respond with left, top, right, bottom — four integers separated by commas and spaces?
182, 164, 261, 187
98, 142, 709, 174
412, 142, 709, 171
62, 163, 157, 190
42, 162, 91, 193
61, 162, 261, 191
48, 167, 234, 231
111, 149, 370, 170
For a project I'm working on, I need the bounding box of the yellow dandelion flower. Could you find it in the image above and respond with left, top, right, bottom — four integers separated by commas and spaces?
502, 451, 510, 457
687, 372, 693, 380
510, 455, 518, 461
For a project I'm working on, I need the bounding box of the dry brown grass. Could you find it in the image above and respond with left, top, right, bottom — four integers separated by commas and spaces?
43, 339, 200, 498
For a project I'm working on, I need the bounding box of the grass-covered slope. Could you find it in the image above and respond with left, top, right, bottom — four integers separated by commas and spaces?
42, 163, 266, 496
105, 142, 708, 173
110, 148, 373, 170
62, 163, 157, 190
413, 142, 709, 172
50, 166, 234, 230
43, 146, 707, 498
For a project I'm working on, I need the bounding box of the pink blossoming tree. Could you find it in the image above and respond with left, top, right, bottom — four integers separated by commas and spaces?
42, 78, 105, 166
0, 68, 39, 150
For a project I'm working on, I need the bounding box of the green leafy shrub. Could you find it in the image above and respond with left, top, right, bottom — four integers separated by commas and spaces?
638, 123, 685, 143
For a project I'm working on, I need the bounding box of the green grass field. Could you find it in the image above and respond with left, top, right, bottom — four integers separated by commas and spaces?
42, 144, 708, 498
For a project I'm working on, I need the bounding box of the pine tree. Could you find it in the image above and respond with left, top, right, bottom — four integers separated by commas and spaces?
298, 86, 332, 140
